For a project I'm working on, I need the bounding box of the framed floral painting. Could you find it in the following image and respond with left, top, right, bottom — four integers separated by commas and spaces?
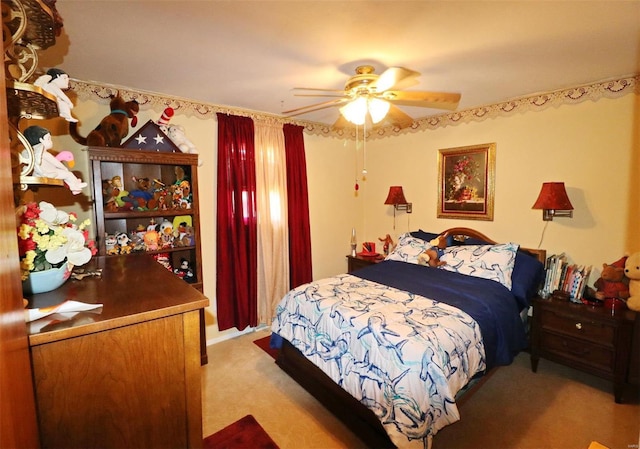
437, 143, 496, 220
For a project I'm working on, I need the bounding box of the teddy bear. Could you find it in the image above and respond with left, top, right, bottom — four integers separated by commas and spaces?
594, 257, 629, 301
417, 237, 447, 268
624, 252, 640, 312
69, 95, 139, 147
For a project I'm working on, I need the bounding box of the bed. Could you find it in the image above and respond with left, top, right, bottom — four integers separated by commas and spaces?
270, 227, 546, 449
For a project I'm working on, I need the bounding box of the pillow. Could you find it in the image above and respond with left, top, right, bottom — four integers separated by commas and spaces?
447, 236, 544, 308
451, 236, 489, 246
511, 251, 545, 309
440, 243, 519, 290
385, 233, 432, 264
410, 229, 453, 247
410, 229, 439, 242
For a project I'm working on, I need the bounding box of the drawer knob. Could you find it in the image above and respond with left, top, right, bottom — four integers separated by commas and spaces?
575, 322, 582, 330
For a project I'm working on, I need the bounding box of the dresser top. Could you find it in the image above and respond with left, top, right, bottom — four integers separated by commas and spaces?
25, 254, 209, 345
533, 296, 637, 323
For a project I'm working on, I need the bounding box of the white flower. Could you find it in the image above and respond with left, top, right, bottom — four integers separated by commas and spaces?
45, 227, 92, 266
38, 201, 69, 226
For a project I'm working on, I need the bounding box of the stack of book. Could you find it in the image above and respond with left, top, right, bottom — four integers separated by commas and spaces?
539, 253, 592, 303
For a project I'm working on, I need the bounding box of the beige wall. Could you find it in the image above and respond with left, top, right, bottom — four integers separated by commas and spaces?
311, 96, 637, 284
49, 91, 637, 344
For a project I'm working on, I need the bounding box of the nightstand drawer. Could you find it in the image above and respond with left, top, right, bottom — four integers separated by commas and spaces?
540, 332, 615, 374
540, 309, 615, 347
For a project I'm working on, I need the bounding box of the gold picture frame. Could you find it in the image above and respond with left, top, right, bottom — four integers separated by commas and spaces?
437, 143, 496, 220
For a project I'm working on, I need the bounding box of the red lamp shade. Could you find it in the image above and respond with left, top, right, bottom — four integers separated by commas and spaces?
532, 182, 574, 220
384, 186, 408, 205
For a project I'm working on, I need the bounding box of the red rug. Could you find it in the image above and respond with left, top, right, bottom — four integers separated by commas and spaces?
253, 335, 278, 360
203, 415, 279, 449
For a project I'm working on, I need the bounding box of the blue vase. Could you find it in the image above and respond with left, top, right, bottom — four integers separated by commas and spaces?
22, 263, 72, 295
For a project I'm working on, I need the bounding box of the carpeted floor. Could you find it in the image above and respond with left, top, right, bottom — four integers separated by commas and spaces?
202, 329, 640, 449
203, 414, 279, 449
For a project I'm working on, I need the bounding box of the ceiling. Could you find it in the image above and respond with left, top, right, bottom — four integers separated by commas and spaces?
38, 1, 640, 127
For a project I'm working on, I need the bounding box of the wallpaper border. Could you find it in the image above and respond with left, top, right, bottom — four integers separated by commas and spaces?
70, 74, 639, 141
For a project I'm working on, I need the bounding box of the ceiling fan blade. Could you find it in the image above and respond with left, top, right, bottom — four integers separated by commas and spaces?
372, 67, 420, 92
294, 93, 348, 98
282, 98, 348, 116
385, 104, 415, 129
293, 87, 345, 93
382, 90, 461, 110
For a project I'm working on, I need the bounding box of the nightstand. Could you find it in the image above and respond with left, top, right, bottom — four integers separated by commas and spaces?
346, 254, 383, 273
530, 296, 638, 403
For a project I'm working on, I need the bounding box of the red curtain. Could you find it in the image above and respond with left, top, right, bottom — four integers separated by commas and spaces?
216, 113, 257, 331
283, 124, 312, 288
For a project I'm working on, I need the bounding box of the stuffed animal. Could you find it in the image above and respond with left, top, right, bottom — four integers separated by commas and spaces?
157, 107, 201, 165
143, 229, 160, 251
105, 234, 118, 255
24, 126, 87, 194
158, 219, 175, 248
121, 176, 155, 210
624, 252, 640, 312
69, 95, 139, 147
418, 248, 446, 267
174, 258, 196, 284
102, 175, 128, 211
594, 257, 629, 301
417, 237, 447, 268
115, 232, 133, 254
34, 68, 77, 122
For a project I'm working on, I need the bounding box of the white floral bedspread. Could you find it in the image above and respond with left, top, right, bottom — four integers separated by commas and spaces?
271, 273, 486, 448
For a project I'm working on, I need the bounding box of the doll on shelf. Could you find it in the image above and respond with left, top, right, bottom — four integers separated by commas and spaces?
34, 68, 78, 123
24, 126, 87, 195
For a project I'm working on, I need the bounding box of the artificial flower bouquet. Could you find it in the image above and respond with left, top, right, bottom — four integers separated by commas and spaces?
17, 201, 97, 280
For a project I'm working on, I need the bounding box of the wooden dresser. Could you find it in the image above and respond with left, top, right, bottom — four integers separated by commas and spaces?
530, 296, 638, 403
25, 255, 209, 449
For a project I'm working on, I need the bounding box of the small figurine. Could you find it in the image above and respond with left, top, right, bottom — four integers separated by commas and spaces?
23, 126, 87, 194
378, 234, 396, 256
34, 68, 78, 122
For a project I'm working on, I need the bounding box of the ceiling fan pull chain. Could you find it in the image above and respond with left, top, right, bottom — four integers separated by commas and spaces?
354, 125, 359, 193
362, 123, 368, 179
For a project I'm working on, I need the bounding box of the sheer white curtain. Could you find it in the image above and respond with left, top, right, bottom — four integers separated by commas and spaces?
254, 118, 290, 325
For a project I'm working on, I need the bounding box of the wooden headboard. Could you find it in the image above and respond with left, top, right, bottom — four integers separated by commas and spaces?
439, 227, 547, 264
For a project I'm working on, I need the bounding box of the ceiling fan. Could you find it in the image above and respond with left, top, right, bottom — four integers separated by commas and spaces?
283, 65, 461, 129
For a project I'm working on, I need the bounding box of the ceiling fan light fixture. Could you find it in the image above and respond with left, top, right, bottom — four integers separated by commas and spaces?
339, 97, 390, 125
368, 98, 390, 123
340, 97, 367, 125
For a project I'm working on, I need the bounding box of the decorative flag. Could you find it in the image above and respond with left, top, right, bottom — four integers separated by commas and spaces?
122, 120, 181, 152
